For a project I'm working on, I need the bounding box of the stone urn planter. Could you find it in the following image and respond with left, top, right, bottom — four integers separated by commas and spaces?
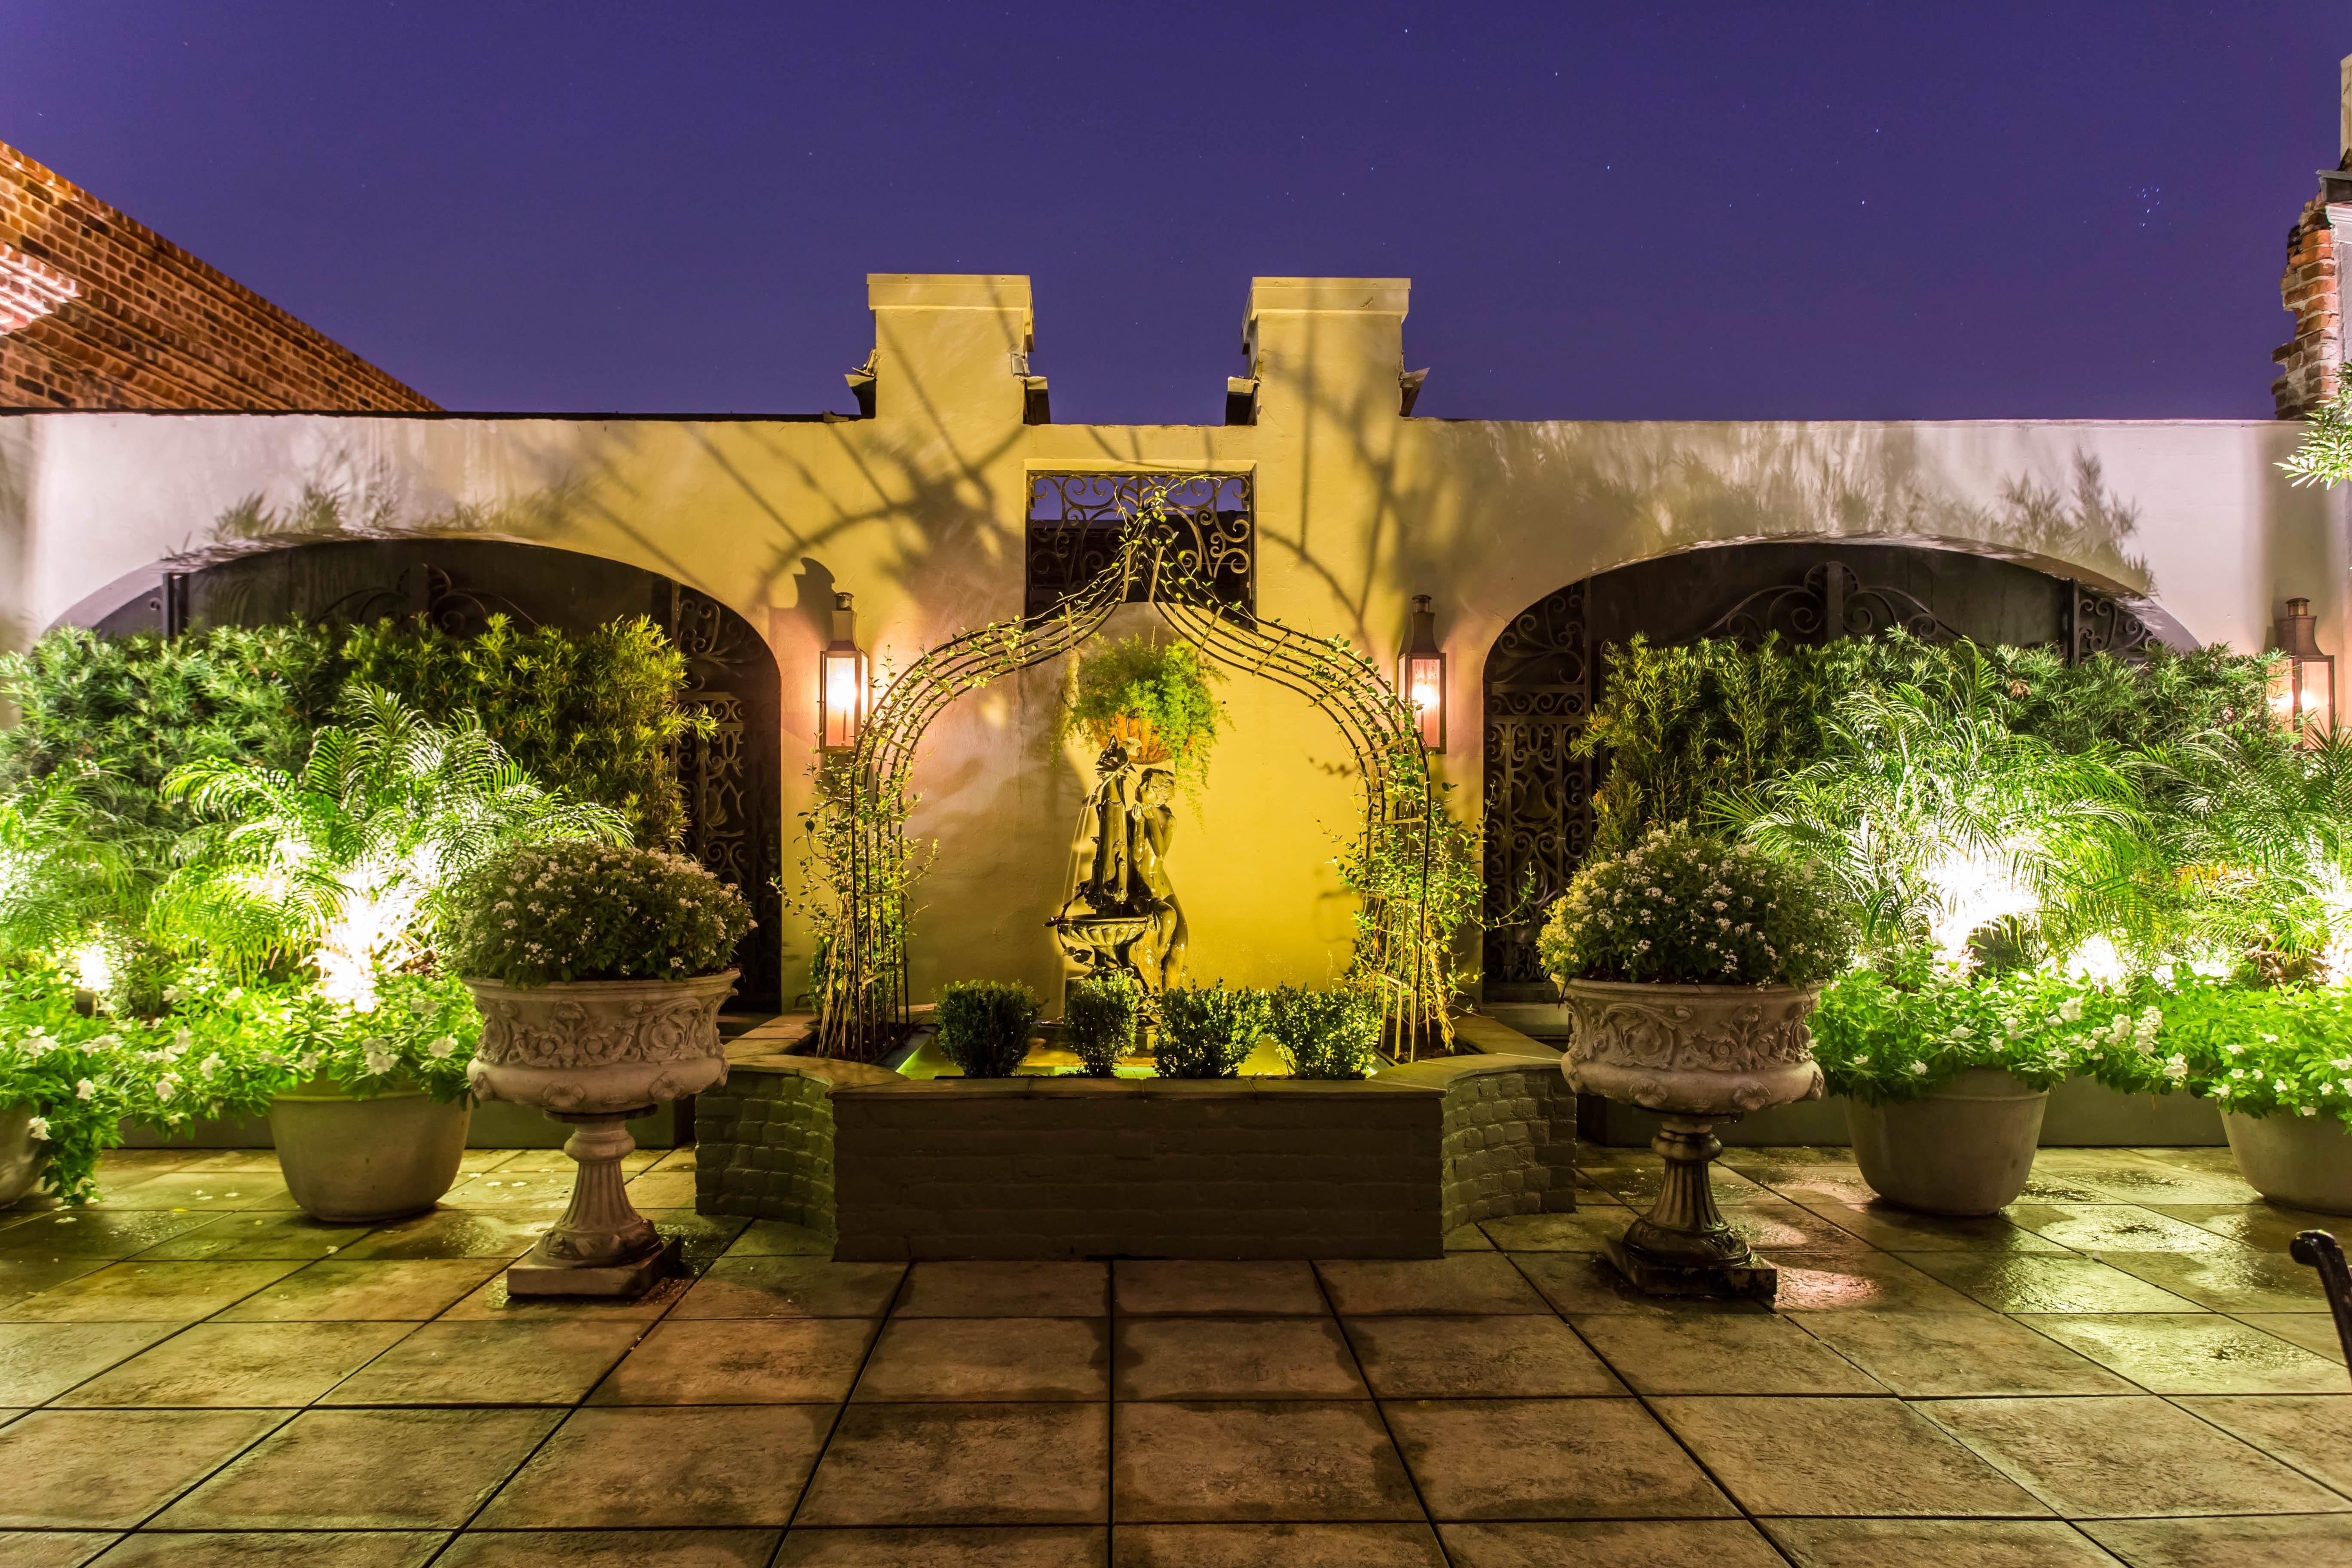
0, 1104, 47, 1208
1561, 978, 1825, 1299
268, 1079, 470, 1223
1846, 1068, 2049, 1217
2224, 1110, 2352, 1215
464, 969, 737, 1295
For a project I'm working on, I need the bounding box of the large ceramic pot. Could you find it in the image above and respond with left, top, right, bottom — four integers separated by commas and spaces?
464, 970, 737, 1295
2224, 1110, 2352, 1215
1560, 978, 1825, 1300
268, 1080, 470, 1222
0, 1103, 47, 1207
1846, 1068, 2048, 1217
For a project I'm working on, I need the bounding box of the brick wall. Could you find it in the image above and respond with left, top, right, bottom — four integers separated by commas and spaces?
0, 141, 436, 411
695, 1049, 1576, 1261
2274, 184, 2349, 418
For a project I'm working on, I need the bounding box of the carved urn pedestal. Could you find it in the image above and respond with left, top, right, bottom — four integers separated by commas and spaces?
1559, 978, 1825, 1302
464, 970, 738, 1297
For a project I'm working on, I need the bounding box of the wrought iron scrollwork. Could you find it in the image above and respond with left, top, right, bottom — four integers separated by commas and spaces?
313, 564, 538, 636
1702, 561, 1956, 646
2067, 584, 2155, 662
666, 585, 778, 1008
1483, 580, 1593, 987
1027, 472, 1253, 619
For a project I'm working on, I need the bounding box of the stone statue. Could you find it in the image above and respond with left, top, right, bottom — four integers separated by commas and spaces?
1049, 741, 1187, 992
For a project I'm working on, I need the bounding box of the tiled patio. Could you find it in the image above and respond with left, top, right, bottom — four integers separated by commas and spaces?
0, 1144, 2346, 1566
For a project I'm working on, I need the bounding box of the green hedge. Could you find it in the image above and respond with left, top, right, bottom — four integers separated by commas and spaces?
1, 614, 695, 850
1580, 633, 2272, 856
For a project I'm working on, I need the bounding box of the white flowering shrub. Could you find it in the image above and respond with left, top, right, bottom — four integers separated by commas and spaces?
442, 841, 752, 986
163, 963, 481, 1107
1537, 823, 1854, 988
1810, 967, 2166, 1106
2156, 974, 2352, 1128
0, 964, 179, 1203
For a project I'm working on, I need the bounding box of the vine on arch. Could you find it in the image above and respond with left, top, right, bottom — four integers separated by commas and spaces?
802, 483, 1460, 1061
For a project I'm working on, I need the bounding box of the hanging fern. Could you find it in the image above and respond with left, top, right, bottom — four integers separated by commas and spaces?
1057, 636, 1224, 783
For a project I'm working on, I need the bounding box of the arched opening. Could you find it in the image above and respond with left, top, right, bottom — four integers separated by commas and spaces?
1480, 539, 2190, 995
89, 538, 785, 1010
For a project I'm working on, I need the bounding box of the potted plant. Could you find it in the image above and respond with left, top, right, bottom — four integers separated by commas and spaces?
2159, 975, 2352, 1213
1062, 972, 1140, 1077
156, 688, 624, 1222
0, 964, 173, 1207
1810, 960, 2162, 1214
1155, 982, 1271, 1079
444, 839, 751, 1295
936, 981, 1042, 1078
1539, 822, 1854, 1298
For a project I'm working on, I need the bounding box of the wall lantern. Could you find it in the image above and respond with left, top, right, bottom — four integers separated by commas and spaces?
819, 591, 869, 753
1400, 594, 1447, 752
2271, 597, 2336, 744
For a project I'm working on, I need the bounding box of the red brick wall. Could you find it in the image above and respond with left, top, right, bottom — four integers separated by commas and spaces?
0, 141, 436, 412
2274, 188, 2347, 419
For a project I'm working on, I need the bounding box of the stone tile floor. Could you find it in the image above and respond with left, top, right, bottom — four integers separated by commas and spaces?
0, 1143, 2345, 1565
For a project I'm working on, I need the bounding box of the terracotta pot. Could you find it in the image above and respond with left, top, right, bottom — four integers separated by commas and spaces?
1558, 978, 1825, 1116
462, 969, 736, 1297
1846, 1068, 2049, 1216
2224, 1109, 2352, 1215
0, 1102, 48, 1207
268, 1081, 470, 1222
463, 970, 738, 1115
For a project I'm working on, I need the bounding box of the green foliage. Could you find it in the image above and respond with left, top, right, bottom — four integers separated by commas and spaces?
1267, 983, 1380, 1080
345, 614, 696, 847
443, 840, 751, 985
155, 686, 628, 995
2156, 974, 2352, 1127
0, 965, 179, 1203
1333, 739, 1492, 1055
1060, 636, 1223, 782
1538, 822, 1855, 987
1809, 965, 2168, 1106
1063, 971, 1142, 1077
1584, 633, 2271, 858
1154, 981, 1271, 1079
935, 980, 1041, 1078
1717, 649, 2145, 967
166, 964, 482, 1108
780, 762, 933, 1056
2281, 380, 2352, 489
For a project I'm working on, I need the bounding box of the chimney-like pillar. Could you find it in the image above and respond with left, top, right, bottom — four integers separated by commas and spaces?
863, 274, 1035, 438
2273, 55, 2352, 419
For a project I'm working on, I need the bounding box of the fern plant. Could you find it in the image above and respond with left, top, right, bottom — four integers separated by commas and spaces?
1715, 649, 2144, 969
152, 686, 628, 1007
2282, 379, 2352, 488
1059, 636, 1224, 783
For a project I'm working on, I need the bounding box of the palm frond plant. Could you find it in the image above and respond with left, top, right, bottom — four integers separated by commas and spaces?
152, 685, 628, 1010
0, 770, 156, 998
1714, 647, 2145, 971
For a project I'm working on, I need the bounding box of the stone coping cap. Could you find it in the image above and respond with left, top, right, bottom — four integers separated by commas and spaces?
867, 274, 1033, 311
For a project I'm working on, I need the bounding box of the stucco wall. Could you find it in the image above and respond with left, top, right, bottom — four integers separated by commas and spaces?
1, 275, 2344, 1008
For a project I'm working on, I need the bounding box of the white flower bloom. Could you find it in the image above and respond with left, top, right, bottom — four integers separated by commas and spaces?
363, 1043, 397, 1076
75, 1078, 95, 1101
199, 1054, 223, 1076
156, 1076, 178, 1101
426, 1035, 458, 1060
26, 1116, 49, 1140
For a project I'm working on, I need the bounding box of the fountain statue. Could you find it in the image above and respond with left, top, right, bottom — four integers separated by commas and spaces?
1049, 739, 1187, 991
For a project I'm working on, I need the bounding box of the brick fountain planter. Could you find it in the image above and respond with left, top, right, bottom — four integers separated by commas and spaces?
694, 1020, 1576, 1260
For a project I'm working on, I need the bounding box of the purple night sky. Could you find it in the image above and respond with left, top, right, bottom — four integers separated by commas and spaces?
2, 2, 2343, 422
